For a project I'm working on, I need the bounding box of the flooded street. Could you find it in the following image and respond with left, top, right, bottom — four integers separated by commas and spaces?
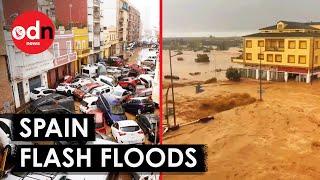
163, 48, 242, 81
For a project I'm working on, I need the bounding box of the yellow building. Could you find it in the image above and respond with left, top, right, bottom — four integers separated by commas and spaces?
72, 27, 90, 74
103, 26, 119, 58
234, 21, 320, 83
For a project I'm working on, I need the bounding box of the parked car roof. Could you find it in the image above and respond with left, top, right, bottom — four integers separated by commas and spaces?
117, 120, 138, 127
83, 96, 98, 103
131, 97, 149, 100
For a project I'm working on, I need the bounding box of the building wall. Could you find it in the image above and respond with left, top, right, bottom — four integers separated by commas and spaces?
0, 2, 15, 112
73, 27, 89, 72
244, 37, 313, 68
2, 0, 38, 25
54, 0, 87, 28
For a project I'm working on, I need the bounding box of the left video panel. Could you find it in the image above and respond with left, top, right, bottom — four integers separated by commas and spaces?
0, 0, 160, 179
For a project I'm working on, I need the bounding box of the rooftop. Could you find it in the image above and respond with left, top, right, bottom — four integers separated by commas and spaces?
259, 21, 320, 31
244, 32, 320, 38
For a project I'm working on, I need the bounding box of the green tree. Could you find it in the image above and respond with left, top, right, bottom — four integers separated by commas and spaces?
226, 67, 241, 81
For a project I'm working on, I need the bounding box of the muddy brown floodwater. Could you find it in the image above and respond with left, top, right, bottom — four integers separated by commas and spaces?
163, 48, 242, 82
163, 79, 320, 179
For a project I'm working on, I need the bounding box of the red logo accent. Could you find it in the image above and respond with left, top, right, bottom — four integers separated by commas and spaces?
11, 11, 55, 54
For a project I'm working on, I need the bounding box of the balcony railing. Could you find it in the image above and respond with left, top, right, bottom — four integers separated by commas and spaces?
265, 47, 284, 52
77, 48, 90, 56
93, 0, 100, 7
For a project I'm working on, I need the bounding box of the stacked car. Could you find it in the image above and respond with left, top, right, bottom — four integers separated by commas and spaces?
25, 45, 159, 146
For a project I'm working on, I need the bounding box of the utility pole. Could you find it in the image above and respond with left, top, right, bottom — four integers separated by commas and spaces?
259, 46, 262, 101
169, 47, 177, 127
311, 38, 315, 85
69, 4, 72, 29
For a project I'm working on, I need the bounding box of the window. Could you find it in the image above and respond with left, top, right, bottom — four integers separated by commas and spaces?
279, 41, 284, 48
53, 43, 59, 58
82, 40, 86, 49
258, 40, 264, 47
246, 40, 252, 48
288, 55, 295, 63
299, 41, 307, 49
275, 55, 282, 62
258, 53, 264, 60
66, 41, 72, 54
76, 41, 81, 50
298, 55, 306, 64
288, 41, 295, 49
246, 53, 252, 60
267, 54, 273, 62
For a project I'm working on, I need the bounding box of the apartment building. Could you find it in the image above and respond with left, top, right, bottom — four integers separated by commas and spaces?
87, 0, 103, 63
2, 0, 55, 26
103, 26, 118, 58
233, 21, 320, 83
47, 29, 77, 88
128, 5, 141, 43
72, 27, 90, 73
0, 1, 15, 113
117, 0, 129, 58
2, 0, 56, 108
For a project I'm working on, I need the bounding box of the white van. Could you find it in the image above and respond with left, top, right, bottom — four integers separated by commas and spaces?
81, 64, 98, 78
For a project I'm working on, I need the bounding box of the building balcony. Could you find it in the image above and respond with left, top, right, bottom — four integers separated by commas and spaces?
265, 47, 285, 52
93, 0, 100, 7
53, 52, 77, 67
76, 48, 90, 57
14, 60, 53, 80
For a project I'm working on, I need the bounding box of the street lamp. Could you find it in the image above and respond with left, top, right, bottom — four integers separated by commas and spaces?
69, 4, 73, 28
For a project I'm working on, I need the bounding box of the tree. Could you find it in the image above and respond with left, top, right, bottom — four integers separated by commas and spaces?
226, 67, 241, 81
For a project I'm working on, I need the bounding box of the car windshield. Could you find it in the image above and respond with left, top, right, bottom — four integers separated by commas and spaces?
31, 90, 40, 94
113, 91, 123, 97
110, 104, 124, 114
120, 126, 140, 132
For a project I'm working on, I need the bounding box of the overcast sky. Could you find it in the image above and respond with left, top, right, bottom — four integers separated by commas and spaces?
164, 0, 320, 37
129, 0, 159, 32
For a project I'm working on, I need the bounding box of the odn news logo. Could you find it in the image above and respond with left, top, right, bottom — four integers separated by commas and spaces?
11, 11, 55, 54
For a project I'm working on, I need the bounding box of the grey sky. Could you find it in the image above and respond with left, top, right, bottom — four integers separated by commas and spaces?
129, 0, 159, 32
164, 0, 320, 37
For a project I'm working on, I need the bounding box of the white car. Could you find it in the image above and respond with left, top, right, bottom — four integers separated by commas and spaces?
137, 74, 154, 88
111, 88, 131, 102
71, 77, 94, 88
79, 96, 98, 113
55, 83, 77, 96
4, 172, 64, 180
111, 120, 145, 144
106, 66, 122, 79
94, 75, 117, 87
30, 87, 56, 101
88, 85, 113, 96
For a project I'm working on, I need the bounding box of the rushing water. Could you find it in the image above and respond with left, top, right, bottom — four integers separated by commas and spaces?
163, 47, 243, 81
